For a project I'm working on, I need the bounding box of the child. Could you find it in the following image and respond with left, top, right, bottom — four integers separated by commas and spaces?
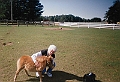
31, 45, 57, 77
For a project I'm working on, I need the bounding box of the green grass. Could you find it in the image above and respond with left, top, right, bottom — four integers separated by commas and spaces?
0, 25, 120, 82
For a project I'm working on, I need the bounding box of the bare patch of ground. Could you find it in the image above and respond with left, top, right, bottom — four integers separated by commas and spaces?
2, 42, 13, 46
46, 27, 74, 30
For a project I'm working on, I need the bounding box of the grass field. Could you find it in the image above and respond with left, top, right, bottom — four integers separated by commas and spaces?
0, 25, 120, 82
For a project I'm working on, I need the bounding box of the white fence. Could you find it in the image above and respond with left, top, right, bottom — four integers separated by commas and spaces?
59, 22, 120, 30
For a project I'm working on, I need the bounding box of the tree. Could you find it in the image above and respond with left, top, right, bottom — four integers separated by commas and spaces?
13, 0, 44, 21
91, 17, 101, 22
0, 0, 10, 19
74, 16, 83, 22
104, 0, 120, 23
0, 2, 5, 19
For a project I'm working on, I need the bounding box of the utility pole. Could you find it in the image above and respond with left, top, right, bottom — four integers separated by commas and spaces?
11, 0, 13, 21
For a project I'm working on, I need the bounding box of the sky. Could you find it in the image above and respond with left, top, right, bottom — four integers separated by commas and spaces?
40, 0, 115, 19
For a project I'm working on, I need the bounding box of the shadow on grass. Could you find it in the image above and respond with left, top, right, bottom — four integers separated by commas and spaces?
25, 70, 82, 82
25, 70, 102, 82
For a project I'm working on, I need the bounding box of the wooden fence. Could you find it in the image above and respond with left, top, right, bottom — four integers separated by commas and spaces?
0, 20, 55, 27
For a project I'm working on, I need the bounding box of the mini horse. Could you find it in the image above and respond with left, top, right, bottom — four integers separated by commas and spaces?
14, 55, 53, 82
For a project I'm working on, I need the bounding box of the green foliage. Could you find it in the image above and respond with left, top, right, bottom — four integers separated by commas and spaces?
91, 17, 101, 22
105, 0, 120, 23
41, 14, 101, 22
12, 0, 44, 20
0, 0, 9, 19
0, 0, 43, 20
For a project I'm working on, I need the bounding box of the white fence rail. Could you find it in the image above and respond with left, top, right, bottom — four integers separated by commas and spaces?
59, 22, 120, 30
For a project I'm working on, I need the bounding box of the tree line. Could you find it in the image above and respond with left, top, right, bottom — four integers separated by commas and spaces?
0, 0, 120, 23
0, 0, 43, 21
40, 15, 102, 22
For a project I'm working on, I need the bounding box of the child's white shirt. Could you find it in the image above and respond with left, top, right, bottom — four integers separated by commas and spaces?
31, 51, 42, 63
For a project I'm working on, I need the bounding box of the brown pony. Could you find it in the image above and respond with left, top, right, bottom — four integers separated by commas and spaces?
14, 55, 54, 82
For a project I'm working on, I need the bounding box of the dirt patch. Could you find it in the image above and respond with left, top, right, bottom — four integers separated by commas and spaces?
0, 39, 4, 41
2, 42, 13, 46
46, 27, 74, 30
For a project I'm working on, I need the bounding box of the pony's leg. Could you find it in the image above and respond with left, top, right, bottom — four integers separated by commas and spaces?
24, 69, 31, 76
14, 67, 23, 82
38, 71, 42, 82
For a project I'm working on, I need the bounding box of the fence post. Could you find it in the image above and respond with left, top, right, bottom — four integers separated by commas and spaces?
99, 23, 101, 29
78, 22, 79, 28
48, 21, 50, 26
88, 24, 89, 28
113, 25, 115, 30
42, 21, 44, 27
6, 20, 8, 26
17, 20, 19, 27
35, 21, 36, 27
26, 21, 28, 27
